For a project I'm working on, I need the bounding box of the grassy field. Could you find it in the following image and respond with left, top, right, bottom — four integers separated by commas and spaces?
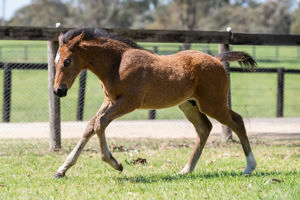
0, 138, 299, 199
0, 41, 300, 122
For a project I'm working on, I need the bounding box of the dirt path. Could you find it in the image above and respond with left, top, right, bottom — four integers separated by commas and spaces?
1, 118, 300, 141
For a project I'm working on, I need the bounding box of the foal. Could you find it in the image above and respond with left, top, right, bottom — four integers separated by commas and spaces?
53, 28, 257, 178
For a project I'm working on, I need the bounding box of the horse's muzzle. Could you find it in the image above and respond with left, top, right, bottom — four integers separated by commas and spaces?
54, 85, 68, 97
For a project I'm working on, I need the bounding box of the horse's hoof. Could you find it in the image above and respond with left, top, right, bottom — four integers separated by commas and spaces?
117, 163, 123, 172
54, 173, 65, 178
115, 162, 123, 172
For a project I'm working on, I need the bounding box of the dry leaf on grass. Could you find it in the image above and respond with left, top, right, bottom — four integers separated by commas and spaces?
125, 157, 148, 165
111, 144, 126, 152
133, 158, 148, 165
265, 178, 283, 185
206, 159, 216, 164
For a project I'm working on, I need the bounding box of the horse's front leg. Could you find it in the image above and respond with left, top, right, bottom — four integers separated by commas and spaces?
94, 97, 137, 171
54, 99, 110, 178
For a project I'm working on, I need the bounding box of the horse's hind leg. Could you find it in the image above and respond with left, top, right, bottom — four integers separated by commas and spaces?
54, 99, 110, 178
178, 100, 212, 174
211, 108, 257, 174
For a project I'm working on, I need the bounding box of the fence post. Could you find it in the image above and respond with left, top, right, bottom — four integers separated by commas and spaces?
0, 46, 2, 61
252, 46, 256, 59
218, 43, 233, 142
183, 43, 191, 50
2, 63, 11, 122
77, 70, 87, 121
203, 45, 211, 55
178, 46, 182, 52
47, 40, 61, 150
275, 46, 279, 60
276, 67, 284, 117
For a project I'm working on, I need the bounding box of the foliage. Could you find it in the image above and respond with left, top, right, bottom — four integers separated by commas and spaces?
65, 0, 156, 28
196, 0, 293, 33
8, 0, 69, 26
291, 2, 300, 33
4, 0, 300, 34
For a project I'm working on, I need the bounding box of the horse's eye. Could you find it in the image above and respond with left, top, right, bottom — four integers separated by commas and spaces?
63, 58, 71, 67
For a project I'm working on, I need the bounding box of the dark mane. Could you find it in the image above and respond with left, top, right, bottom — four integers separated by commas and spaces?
61, 27, 143, 49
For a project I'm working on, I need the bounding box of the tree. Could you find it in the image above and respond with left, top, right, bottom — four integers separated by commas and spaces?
8, 0, 156, 28
290, 2, 300, 33
8, 0, 69, 26
69, 0, 156, 28
252, 0, 292, 34
147, 0, 230, 30
7, 0, 294, 33
196, 0, 292, 33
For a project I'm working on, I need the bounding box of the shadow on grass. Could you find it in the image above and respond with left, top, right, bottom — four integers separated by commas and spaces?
117, 170, 299, 184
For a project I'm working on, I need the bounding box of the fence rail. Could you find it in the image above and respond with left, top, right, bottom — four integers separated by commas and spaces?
1, 26, 300, 45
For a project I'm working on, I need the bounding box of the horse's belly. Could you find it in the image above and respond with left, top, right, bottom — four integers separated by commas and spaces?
139, 86, 193, 109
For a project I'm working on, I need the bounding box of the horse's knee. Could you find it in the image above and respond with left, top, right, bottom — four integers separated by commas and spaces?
83, 123, 95, 138
94, 115, 109, 133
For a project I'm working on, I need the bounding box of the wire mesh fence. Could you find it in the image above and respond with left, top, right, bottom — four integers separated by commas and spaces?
0, 41, 300, 140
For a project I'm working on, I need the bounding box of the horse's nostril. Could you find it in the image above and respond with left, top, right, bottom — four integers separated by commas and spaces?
54, 86, 68, 97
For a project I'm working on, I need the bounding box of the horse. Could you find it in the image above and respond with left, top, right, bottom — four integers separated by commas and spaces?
53, 27, 257, 178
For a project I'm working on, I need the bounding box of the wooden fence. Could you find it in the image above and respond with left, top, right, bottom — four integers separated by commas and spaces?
1, 26, 300, 149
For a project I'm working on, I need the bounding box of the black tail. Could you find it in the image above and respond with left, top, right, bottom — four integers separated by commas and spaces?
215, 51, 257, 71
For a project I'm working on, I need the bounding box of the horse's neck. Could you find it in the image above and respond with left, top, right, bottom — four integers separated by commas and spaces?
83, 41, 128, 84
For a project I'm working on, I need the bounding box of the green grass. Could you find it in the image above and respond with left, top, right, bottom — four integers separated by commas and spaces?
0, 138, 299, 199
0, 41, 300, 122
0, 40, 47, 63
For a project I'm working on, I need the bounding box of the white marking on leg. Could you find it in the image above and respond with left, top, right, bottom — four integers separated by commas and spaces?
243, 151, 257, 174
56, 138, 87, 176
178, 164, 190, 175
56, 145, 80, 175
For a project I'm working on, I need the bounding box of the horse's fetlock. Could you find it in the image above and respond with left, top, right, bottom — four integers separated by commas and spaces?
100, 154, 111, 162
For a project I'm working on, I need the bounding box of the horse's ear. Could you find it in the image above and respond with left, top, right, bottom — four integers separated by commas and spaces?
68, 31, 84, 50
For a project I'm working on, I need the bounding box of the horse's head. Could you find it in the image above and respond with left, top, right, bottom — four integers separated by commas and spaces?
53, 32, 84, 97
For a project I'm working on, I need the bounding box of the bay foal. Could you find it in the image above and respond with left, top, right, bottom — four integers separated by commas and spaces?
53, 28, 257, 178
